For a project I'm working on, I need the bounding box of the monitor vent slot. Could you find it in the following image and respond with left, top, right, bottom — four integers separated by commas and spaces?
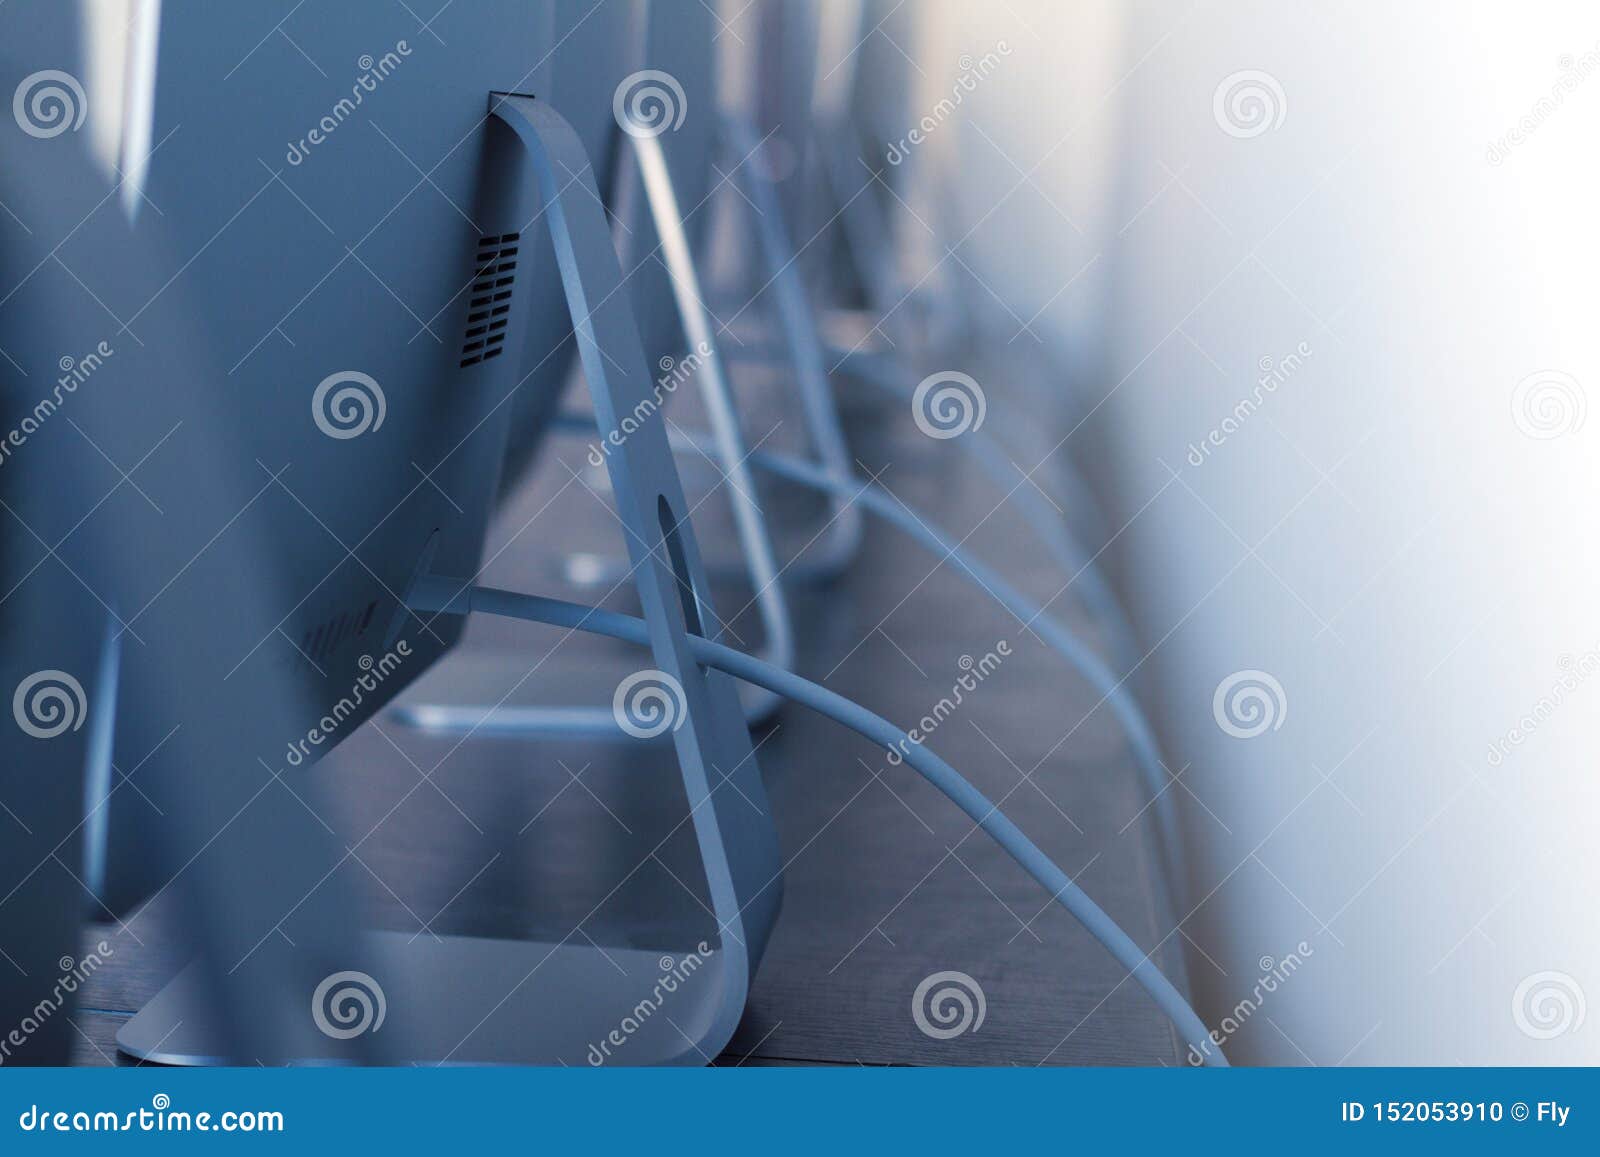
460, 232, 518, 367
295, 598, 380, 671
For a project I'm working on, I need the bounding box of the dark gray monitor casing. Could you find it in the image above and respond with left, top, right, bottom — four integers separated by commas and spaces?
93, 0, 581, 916
1, 0, 556, 1059
2, 0, 781, 1065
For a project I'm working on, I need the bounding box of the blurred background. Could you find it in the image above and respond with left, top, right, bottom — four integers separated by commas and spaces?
903, 0, 1600, 1064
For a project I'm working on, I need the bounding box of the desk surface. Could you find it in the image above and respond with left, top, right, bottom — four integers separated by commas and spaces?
70, 343, 1189, 1066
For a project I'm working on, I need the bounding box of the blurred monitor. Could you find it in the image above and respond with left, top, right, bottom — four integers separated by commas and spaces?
79, 0, 584, 916
612, 0, 719, 373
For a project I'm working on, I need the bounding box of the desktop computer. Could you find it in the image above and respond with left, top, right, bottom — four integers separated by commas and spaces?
0, 55, 390, 1064
395, 0, 809, 734
62, 0, 776, 1064
86, 0, 543, 926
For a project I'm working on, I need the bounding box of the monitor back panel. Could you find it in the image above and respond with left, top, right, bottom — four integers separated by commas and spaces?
616, 0, 718, 371
139, 0, 568, 689
91, 1, 583, 913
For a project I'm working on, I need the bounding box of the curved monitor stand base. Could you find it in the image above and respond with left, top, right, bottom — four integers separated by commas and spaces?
117, 931, 725, 1066
118, 93, 782, 1067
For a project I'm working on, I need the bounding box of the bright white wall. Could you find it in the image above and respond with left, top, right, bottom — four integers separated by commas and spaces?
902, 0, 1600, 1063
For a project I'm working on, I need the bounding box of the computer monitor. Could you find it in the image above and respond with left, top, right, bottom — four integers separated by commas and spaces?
611, 0, 718, 380
0, 0, 110, 1067
390, 0, 793, 732
20, 0, 777, 1066
752, 0, 821, 233
2, 0, 564, 1061
754, 0, 885, 313
1, 68, 400, 1070
92, 0, 573, 920
490, 0, 725, 498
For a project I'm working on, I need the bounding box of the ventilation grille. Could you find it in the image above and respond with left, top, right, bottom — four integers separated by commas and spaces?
296, 598, 379, 670
460, 232, 517, 367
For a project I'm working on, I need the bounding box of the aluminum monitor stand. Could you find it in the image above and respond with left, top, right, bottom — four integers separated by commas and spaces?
720, 113, 864, 579
552, 111, 866, 587
396, 121, 796, 737
118, 94, 781, 1066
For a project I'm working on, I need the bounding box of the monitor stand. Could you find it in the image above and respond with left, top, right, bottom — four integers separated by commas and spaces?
523, 110, 867, 588
719, 113, 863, 578
117, 93, 782, 1066
393, 117, 797, 737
